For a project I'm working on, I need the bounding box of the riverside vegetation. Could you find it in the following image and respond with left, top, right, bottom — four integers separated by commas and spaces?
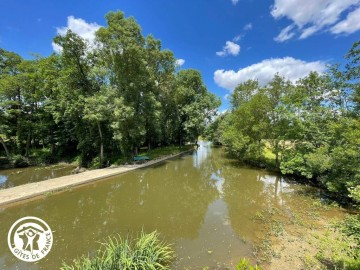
0, 11, 219, 169
205, 41, 360, 205
61, 231, 262, 270
205, 40, 360, 269
60, 231, 175, 270
1, 9, 360, 270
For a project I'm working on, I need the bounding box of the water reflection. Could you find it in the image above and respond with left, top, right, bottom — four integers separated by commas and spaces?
259, 175, 292, 206
211, 171, 225, 195
0, 175, 7, 186
0, 143, 341, 269
193, 142, 212, 168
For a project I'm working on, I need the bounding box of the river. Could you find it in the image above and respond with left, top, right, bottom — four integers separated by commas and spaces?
0, 142, 345, 269
0, 164, 76, 189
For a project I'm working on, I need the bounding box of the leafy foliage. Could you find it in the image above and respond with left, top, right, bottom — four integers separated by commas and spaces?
0, 11, 219, 168
207, 40, 360, 204
60, 231, 174, 270
235, 258, 262, 270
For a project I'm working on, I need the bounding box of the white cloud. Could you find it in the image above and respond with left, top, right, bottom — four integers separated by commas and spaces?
214, 57, 326, 90
52, 16, 101, 53
220, 108, 228, 114
175, 59, 185, 66
233, 35, 242, 42
274, 24, 295, 42
233, 23, 252, 43
52, 43, 63, 53
231, 0, 239, 5
271, 0, 360, 41
299, 25, 320, 39
243, 23, 253, 31
216, 41, 240, 57
331, 6, 360, 34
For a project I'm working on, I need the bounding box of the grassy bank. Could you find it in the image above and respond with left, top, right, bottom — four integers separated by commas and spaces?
249, 195, 360, 270
110, 145, 194, 167
221, 143, 360, 269
0, 145, 195, 170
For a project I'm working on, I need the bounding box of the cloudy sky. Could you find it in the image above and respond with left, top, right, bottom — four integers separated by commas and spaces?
1, 0, 359, 110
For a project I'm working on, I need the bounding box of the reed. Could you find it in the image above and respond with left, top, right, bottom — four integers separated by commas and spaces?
61, 231, 174, 270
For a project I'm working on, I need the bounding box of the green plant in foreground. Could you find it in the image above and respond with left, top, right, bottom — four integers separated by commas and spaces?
61, 231, 175, 270
313, 225, 360, 270
341, 214, 360, 246
235, 258, 262, 270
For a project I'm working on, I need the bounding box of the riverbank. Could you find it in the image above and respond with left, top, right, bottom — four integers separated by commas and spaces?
0, 148, 194, 208
248, 190, 356, 269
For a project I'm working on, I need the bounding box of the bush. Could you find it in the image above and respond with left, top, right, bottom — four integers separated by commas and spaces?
0, 157, 10, 165
89, 156, 106, 169
30, 148, 57, 164
61, 231, 175, 270
310, 215, 360, 270
340, 214, 360, 247
13, 155, 29, 168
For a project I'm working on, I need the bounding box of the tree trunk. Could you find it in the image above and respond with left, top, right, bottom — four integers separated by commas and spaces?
97, 122, 104, 168
195, 140, 199, 148
50, 119, 55, 155
275, 140, 280, 167
25, 132, 31, 157
0, 135, 10, 158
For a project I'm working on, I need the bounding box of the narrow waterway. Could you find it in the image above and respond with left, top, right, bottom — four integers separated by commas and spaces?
0, 164, 76, 189
0, 142, 345, 269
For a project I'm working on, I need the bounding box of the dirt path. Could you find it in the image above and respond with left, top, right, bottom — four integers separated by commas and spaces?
0, 150, 193, 208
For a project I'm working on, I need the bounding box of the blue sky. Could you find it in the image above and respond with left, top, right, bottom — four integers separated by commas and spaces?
1, 0, 360, 110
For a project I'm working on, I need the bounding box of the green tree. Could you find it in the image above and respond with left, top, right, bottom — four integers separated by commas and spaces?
175, 69, 220, 144
52, 30, 100, 166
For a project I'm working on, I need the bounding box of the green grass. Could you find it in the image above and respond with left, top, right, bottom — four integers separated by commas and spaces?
61, 231, 175, 270
235, 258, 262, 270
137, 145, 194, 160
113, 145, 193, 165
113, 145, 194, 165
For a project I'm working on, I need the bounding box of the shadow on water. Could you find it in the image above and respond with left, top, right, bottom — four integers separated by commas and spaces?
0, 142, 347, 270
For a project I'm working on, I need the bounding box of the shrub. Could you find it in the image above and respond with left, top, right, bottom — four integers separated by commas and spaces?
0, 157, 10, 165
340, 214, 360, 247
311, 216, 360, 270
30, 148, 57, 164
61, 231, 175, 270
13, 155, 29, 167
89, 156, 101, 169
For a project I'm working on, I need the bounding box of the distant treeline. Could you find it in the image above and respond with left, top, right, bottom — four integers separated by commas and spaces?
0, 11, 220, 167
206, 40, 360, 203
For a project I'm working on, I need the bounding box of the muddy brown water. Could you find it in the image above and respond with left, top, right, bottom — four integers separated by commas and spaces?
0, 164, 76, 189
0, 142, 345, 269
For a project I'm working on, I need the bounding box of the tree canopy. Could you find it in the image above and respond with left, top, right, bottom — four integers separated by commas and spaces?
0, 11, 220, 167
206, 40, 360, 204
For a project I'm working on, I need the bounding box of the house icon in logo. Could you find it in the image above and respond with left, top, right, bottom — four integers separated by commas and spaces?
17, 225, 44, 253
8, 216, 53, 262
